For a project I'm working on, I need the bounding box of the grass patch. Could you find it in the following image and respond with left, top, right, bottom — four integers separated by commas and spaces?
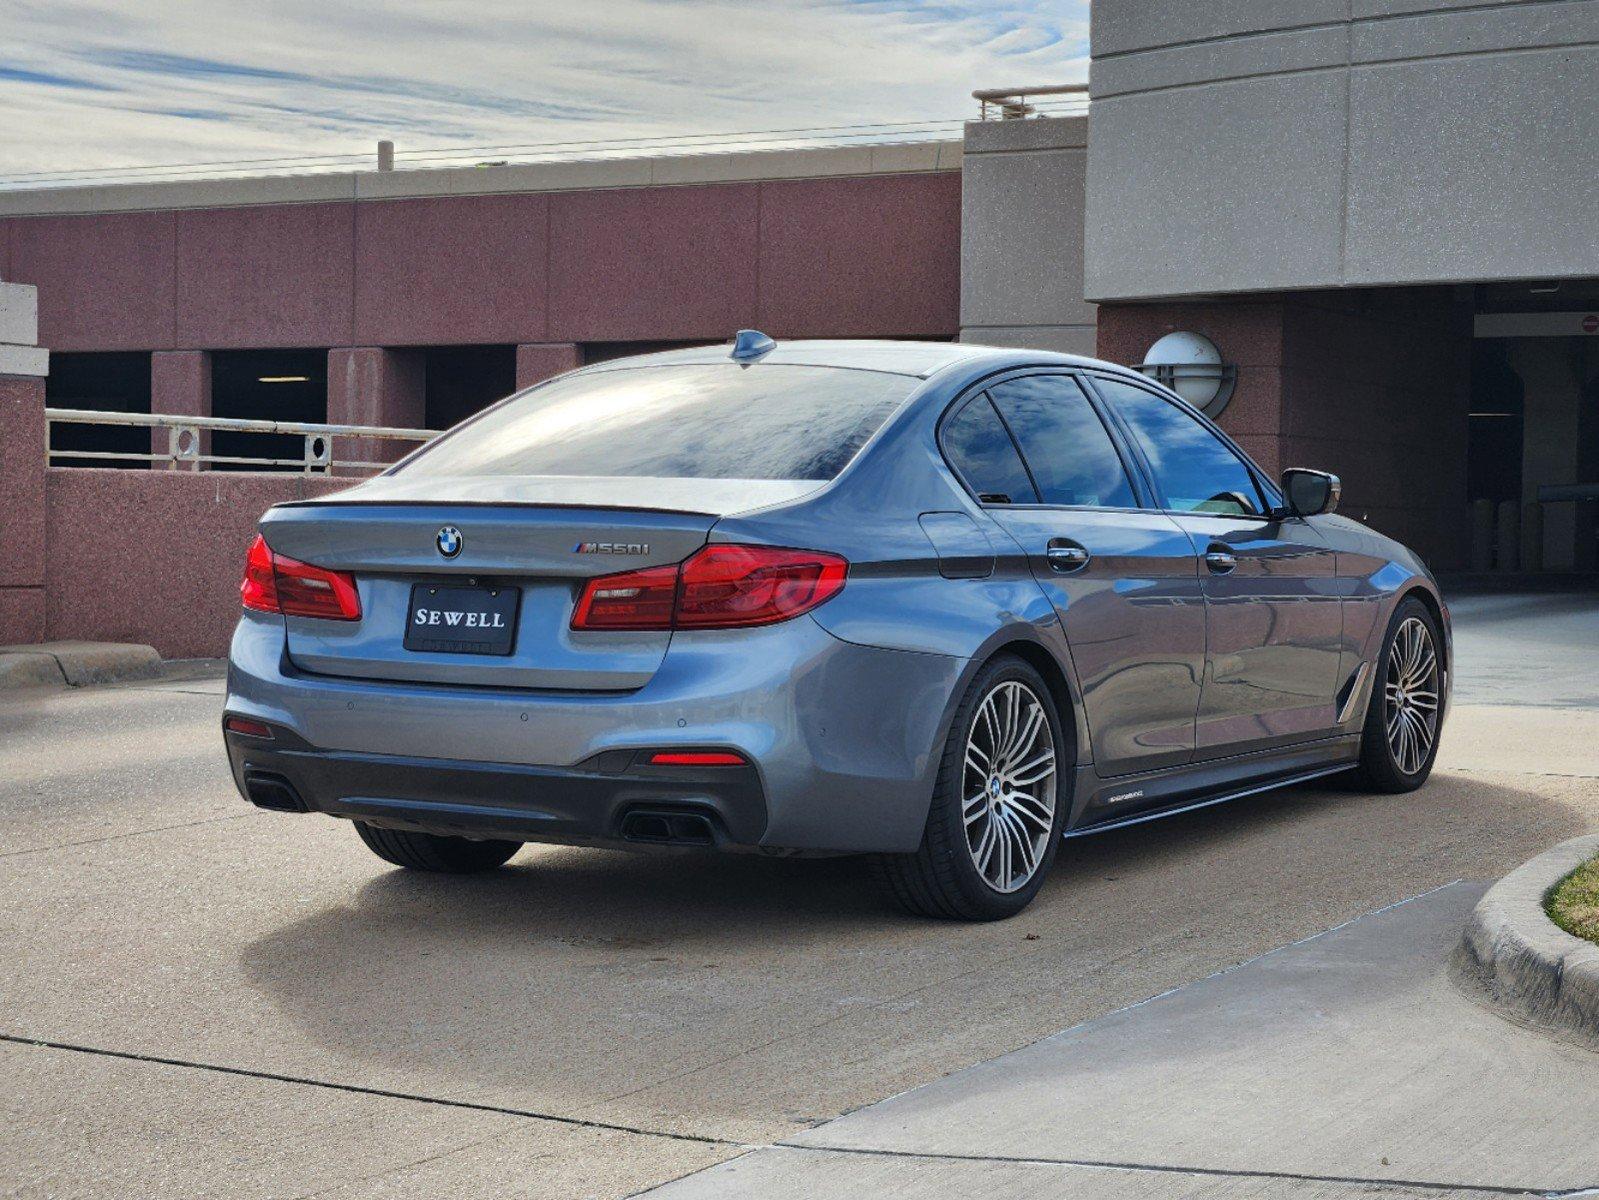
1547, 854, 1599, 945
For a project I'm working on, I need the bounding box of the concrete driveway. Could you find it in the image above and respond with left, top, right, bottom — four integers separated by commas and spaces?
1, 590, 1596, 1198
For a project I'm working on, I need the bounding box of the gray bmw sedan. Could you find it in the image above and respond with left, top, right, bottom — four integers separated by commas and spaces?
224, 334, 1449, 920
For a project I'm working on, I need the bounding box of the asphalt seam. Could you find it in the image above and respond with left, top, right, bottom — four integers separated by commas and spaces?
0, 810, 259, 860
0, 1033, 749, 1150
771, 1142, 1566, 1197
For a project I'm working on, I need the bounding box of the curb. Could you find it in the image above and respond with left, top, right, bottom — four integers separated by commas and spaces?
1454, 833, 1599, 1051
0, 641, 163, 691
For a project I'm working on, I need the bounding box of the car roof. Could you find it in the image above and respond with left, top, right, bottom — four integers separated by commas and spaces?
573, 338, 1126, 381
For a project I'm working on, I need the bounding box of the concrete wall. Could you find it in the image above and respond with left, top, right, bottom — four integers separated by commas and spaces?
0, 283, 48, 644
0, 145, 963, 353
1086, 0, 1599, 301
43, 470, 352, 658
959, 116, 1095, 355
1098, 287, 1474, 570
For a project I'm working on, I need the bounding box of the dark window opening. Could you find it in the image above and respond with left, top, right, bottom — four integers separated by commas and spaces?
580, 341, 708, 366
210, 350, 327, 471
46, 352, 152, 468
422, 345, 516, 432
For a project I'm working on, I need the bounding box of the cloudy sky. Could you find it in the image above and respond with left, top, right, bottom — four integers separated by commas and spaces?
0, 1, 1088, 183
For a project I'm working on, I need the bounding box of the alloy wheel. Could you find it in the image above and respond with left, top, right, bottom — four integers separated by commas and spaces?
963, 680, 1058, 893
1384, 616, 1440, 776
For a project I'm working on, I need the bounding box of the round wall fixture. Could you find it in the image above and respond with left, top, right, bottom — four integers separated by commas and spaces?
1136, 331, 1237, 418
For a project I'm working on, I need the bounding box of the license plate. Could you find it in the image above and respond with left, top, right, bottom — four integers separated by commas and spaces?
404, 583, 520, 656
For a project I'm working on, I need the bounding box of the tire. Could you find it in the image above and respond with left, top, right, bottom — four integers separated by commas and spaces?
1354, 596, 1444, 794
875, 654, 1069, 921
354, 822, 522, 873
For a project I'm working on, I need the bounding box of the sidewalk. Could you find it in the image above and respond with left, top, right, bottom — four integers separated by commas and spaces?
646, 883, 1599, 1197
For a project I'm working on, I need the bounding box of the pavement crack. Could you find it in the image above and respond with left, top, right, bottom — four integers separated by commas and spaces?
780, 1142, 1573, 1197
0, 811, 259, 860
0, 1033, 745, 1150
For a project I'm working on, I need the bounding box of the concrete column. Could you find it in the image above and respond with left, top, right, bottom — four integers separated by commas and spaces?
327, 347, 426, 467
960, 116, 1096, 354
150, 350, 212, 468
1470, 499, 1495, 572
1495, 501, 1521, 572
515, 343, 581, 390
0, 282, 49, 644
1521, 502, 1544, 574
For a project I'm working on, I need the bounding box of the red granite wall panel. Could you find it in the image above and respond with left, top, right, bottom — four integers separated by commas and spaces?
355, 193, 549, 346
757, 173, 960, 338
175, 203, 355, 349
10, 212, 177, 351
548, 184, 759, 343
43, 470, 355, 658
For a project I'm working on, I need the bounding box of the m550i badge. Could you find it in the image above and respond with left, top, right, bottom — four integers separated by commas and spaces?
573, 541, 650, 555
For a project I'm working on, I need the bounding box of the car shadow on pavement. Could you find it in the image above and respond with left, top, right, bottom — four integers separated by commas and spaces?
233, 768, 1591, 1107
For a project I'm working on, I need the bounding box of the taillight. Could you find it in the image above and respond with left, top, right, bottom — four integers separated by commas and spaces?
241, 534, 361, 621
676, 544, 847, 628
571, 544, 846, 632
569, 563, 678, 630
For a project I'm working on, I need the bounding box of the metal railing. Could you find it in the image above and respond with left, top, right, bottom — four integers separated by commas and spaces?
972, 84, 1090, 121
44, 409, 440, 473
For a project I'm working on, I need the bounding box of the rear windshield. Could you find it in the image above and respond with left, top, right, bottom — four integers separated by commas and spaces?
397, 364, 919, 482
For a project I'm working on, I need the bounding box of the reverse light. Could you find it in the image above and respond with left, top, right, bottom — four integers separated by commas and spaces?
571, 544, 847, 632
569, 563, 678, 630
241, 534, 362, 621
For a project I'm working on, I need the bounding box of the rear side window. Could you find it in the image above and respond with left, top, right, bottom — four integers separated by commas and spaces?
1095, 378, 1266, 516
987, 376, 1137, 509
398, 364, 918, 481
942, 395, 1038, 504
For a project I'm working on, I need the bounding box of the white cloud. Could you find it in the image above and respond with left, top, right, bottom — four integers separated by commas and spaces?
0, 0, 1089, 181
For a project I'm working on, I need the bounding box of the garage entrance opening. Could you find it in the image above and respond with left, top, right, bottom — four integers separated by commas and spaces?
1473, 282, 1599, 574
422, 345, 515, 432
46, 352, 153, 468
210, 350, 328, 471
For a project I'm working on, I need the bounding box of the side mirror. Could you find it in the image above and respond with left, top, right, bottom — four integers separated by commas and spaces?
1281, 468, 1340, 517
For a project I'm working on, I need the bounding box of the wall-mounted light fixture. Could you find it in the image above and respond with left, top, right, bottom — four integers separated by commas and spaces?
1136, 331, 1237, 419
257, 375, 310, 384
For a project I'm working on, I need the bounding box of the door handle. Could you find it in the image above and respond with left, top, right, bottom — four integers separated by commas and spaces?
1046, 542, 1091, 573
1204, 548, 1238, 574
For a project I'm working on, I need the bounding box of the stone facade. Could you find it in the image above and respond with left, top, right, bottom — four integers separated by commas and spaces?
1098, 288, 1473, 571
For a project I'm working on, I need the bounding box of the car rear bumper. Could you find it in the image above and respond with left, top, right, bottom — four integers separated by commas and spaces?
224, 608, 967, 853
224, 723, 770, 849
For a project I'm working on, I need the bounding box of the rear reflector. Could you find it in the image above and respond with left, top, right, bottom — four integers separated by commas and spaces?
647, 751, 747, 767
224, 715, 274, 739
241, 534, 361, 621
572, 544, 846, 632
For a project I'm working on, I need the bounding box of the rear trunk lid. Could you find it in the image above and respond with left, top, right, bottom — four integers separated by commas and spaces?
259, 479, 818, 690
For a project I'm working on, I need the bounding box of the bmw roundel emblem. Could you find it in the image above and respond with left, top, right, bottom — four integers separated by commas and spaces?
436, 526, 463, 558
